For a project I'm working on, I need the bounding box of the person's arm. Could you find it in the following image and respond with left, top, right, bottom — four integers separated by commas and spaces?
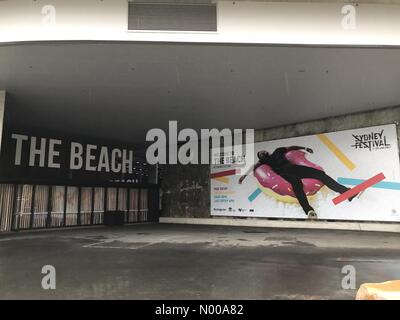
239, 164, 256, 184
286, 146, 313, 153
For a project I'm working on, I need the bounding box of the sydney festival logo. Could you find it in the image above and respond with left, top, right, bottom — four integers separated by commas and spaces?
351, 129, 391, 151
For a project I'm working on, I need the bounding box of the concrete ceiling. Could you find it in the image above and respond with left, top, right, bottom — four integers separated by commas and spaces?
0, 42, 400, 147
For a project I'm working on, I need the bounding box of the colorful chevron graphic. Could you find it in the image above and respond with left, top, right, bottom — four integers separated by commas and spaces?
338, 177, 400, 191
248, 188, 262, 202
317, 133, 356, 171
333, 172, 386, 205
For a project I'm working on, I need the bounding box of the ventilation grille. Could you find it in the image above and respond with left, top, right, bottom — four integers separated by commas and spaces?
128, 1, 217, 32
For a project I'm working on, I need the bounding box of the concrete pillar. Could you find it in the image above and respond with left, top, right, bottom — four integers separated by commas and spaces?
0, 91, 5, 152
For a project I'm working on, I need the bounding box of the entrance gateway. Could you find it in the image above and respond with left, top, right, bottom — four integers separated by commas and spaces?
0, 94, 160, 232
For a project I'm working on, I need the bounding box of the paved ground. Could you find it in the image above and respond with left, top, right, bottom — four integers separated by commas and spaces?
1, 223, 400, 299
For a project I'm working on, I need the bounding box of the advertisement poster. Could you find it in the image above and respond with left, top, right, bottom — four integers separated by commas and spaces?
210, 124, 400, 222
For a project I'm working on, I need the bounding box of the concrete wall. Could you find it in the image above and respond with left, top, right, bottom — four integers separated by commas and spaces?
0, 91, 5, 152
160, 105, 400, 218
161, 164, 210, 218
3, 1, 400, 46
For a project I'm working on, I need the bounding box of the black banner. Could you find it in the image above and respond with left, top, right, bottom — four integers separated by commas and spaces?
0, 126, 150, 186
0, 300, 391, 319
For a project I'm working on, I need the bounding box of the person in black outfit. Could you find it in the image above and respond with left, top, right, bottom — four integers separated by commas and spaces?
239, 146, 356, 219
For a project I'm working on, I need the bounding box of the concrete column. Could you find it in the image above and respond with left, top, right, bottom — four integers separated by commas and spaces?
0, 91, 5, 153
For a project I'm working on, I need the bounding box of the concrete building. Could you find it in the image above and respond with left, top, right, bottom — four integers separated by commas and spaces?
0, 0, 400, 300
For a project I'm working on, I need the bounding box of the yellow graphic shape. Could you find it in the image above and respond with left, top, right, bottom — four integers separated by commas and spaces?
213, 190, 236, 195
317, 133, 356, 171
213, 177, 229, 184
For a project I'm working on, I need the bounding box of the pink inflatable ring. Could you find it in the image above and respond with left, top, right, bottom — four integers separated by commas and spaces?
254, 150, 325, 203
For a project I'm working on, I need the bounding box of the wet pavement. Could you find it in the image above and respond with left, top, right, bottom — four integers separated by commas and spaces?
0, 223, 400, 299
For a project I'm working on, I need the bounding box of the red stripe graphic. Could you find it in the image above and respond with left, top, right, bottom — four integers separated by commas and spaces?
332, 172, 386, 205
210, 169, 238, 179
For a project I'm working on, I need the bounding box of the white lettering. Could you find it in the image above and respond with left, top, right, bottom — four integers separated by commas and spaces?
85, 144, 97, 171
11, 134, 28, 165
29, 137, 46, 167
70, 142, 83, 170
111, 148, 122, 173
97, 146, 110, 172
48, 139, 61, 168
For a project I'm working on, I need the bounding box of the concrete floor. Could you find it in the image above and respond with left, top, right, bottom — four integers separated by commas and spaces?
1, 223, 400, 299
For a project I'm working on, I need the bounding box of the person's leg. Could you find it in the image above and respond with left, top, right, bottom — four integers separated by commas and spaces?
287, 165, 349, 194
287, 178, 315, 215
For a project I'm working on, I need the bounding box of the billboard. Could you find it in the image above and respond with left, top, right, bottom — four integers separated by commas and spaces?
210, 124, 400, 222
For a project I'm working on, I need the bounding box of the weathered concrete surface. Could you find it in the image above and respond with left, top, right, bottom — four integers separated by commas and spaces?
161, 164, 210, 218
160, 106, 400, 218
160, 216, 400, 233
1, 224, 400, 299
254, 105, 400, 144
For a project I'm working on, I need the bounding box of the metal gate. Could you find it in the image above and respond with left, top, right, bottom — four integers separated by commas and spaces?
14, 184, 33, 230
50, 186, 65, 227
80, 187, 93, 225
0, 184, 15, 232
0, 184, 152, 232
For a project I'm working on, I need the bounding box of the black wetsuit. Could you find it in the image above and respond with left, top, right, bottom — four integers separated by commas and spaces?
255, 147, 349, 214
